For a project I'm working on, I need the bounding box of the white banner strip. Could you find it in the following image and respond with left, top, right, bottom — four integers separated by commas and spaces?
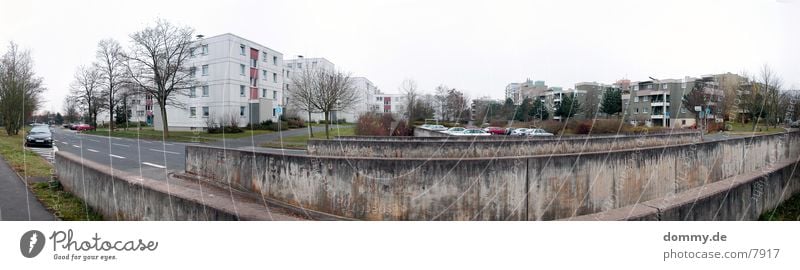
0, 222, 796, 269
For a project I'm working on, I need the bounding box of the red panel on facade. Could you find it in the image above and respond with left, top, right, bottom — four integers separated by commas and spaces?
250, 48, 258, 59
250, 68, 258, 78
250, 87, 258, 100
384, 105, 391, 111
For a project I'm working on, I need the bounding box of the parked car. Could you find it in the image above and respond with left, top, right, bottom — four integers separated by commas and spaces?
454, 129, 491, 136
62, 123, 70, 128
791, 120, 800, 128
25, 126, 53, 147
526, 128, 554, 137
510, 128, 531, 136
68, 123, 79, 130
427, 124, 448, 131
444, 127, 465, 135
483, 127, 506, 135
75, 124, 95, 132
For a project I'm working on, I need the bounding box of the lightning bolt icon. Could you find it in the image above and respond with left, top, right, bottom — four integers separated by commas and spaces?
29, 233, 37, 254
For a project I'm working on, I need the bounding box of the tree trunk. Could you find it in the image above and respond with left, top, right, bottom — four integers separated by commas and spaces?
109, 98, 114, 131
160, 105, 169, 138
324, 111, 330, 139
308, 110, 313, 137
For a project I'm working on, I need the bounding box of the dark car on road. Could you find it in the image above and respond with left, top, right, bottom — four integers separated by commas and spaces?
25, 126, 53, 147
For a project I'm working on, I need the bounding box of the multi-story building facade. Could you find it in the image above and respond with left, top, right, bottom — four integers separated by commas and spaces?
284, 57, 335, 122
153, 33, 284, 131
622, 74, 736, 128
373, 91, 405, 115
505, 83, 521, 105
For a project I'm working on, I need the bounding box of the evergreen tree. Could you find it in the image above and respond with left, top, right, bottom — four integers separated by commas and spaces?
555, 93, 582, 119
529, 98, 549, 121
600, 88, 622, 117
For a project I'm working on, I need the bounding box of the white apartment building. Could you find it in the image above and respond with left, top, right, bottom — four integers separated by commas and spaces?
373, 91, 405, 116
153, 33, 285, 131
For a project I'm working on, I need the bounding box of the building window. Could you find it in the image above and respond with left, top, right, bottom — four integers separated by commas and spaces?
202, 106, 209, 117
189, 67, 196, 77
273, 56, 278, 65
273, 73, 277, 82
240, 106, 246, 117
189, 107, 196, 117
287, 63, 293, 68
201, 45, 208, 55
190, 48, 196, 57
643, 108, 649, 114
647, 84, 653, 89
240, 64, 245, 75
202, 85, 209, 97
634, 96, 639, 103
262, 89, 267, 98
189, 87, 196, 98
202, 65, 209, 76
262, 52, 267, 62
240, 44, 245, 55
137, 110, 144, 117
273, 90, 277, 100
263, 70, 267, 80
662, 84, 668, 90
272, 108, 276, 117
635, 108, 639, 114
297, 63, 302, 69
681, 107, 687, 114
240, 85, 246, 97
682, 120, 686, 125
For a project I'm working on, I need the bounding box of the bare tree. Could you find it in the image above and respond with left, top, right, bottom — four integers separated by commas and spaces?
123, 19, 195, 137
70, 65, 103, 127
716, 74, 742, 121
287, 67, 322, 137
399, 79, 418, 123
314, 70, 359, 139
62, 95, 80, 124
0, 42, 45, 135
96, 38, 126, 131
758, 64, 783, 128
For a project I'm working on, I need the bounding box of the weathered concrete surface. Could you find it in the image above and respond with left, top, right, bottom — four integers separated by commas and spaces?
412, 128, 449, 137
186, 147, 527, 220
566, 158, 800, 221
311, 132, 701, 158
55, 151, 304, 220
187, 131, 800, 221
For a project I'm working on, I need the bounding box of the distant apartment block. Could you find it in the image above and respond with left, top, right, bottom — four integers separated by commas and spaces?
153, 33, 284, 131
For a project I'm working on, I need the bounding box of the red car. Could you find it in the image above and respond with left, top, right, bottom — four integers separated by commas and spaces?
483, 127, 507, 135
75, 124, 95, 132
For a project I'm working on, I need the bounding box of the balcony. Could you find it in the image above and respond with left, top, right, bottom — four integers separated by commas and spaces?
651, 101, 670, 107
651, 112, 670, 119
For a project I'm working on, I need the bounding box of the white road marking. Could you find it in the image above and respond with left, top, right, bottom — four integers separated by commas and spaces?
61, 142, 69, 145
141, 162, 166, 169
109, 154, 126, 159
112, 143, 130, 147
149, 148, 181, 155
72, 144, 80, 148
87, 149, 99, 153
86, 138, 101, 143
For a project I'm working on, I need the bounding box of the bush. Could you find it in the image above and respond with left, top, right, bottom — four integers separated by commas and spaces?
539, 120, 566, 135
391, 121, 414, 136
574, 121, 593, 134
287, 117, 306, 129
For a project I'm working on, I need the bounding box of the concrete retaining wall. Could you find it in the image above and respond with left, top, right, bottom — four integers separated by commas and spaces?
311, 132, 700, 158
186, 131, 799, 220
55, 151, 240, 220
568, 158, 800, 221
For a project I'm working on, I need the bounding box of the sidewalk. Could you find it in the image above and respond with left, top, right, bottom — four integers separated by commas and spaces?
0, 157, 56, 221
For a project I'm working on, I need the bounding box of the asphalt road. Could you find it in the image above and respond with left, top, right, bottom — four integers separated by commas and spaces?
47, 128, 306, 182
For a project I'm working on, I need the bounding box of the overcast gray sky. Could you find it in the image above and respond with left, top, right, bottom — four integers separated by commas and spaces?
1, 0, 798, 113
